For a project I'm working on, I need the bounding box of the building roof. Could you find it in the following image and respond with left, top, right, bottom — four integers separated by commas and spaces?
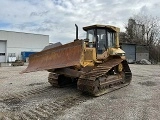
120, 42, 149, 46
120, 42, 136, 45
0, 30, 49, 36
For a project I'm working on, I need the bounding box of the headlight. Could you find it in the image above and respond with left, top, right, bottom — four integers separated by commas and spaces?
122, 53, 125, 56
116, 53, 125, 56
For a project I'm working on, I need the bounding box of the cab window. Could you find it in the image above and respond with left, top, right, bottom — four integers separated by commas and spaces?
86, 29, 96, 48
97, 29, 107, 54
108, 32, 115, 47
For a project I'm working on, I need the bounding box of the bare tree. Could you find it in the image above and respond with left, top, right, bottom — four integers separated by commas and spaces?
125, 18, 145, 44
119, 32, 129, 43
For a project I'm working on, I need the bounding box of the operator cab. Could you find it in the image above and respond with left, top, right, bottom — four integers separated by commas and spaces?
83, 24, 119, 55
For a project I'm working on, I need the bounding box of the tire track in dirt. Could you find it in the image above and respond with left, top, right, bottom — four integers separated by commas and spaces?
1, 94, 92, 120
0, 81, 92, 120
0, 85, 53, 103
0, 84, 54, 119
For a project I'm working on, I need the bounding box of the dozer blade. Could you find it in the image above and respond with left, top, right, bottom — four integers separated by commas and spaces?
22, 40, 84, 73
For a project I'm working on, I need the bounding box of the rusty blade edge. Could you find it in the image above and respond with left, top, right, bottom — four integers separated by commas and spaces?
21, 40, 84, 74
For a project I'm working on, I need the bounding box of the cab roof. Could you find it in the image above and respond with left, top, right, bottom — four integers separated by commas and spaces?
83, 24, 120, 32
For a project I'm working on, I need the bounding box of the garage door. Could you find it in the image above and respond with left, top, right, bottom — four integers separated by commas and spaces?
121, 44, 136, 63
0, 41, 6, 62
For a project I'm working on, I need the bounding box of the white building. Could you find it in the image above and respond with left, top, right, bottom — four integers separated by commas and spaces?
0, 30, 49, 62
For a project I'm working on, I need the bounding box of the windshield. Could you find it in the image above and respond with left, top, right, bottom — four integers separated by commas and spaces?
97, 29, 116, 54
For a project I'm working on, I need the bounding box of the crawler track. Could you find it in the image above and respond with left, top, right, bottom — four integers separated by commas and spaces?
77, 58, 132, 96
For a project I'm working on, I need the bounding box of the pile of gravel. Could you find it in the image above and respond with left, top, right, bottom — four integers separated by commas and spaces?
137, 59, 151, 65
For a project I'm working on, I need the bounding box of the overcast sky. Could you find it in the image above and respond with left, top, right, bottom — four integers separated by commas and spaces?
0, 0, 160, 44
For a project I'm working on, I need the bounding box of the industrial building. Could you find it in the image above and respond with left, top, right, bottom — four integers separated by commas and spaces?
0, 30, 49, 63
120, 43, 149, 63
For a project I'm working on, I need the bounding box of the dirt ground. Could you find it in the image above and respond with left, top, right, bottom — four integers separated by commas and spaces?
0, 64, 160, 120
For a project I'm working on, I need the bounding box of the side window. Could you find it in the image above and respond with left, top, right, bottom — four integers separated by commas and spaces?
87, 30, 96, 48
107, 32, 115, 47
108, 32, 112, 47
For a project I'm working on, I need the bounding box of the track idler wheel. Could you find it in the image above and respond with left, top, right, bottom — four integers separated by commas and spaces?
48, 72, 77, 87
48, 73, 60, 87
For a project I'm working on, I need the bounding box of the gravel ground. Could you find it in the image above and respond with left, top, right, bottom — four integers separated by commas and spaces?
0, 64, 160, 120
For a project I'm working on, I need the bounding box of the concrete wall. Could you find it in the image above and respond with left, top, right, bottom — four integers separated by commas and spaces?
0, 30, 49, 62
136, 45, 149, 61
136, 53, 149, 61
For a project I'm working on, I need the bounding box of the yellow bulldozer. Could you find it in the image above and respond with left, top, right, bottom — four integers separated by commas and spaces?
22, 24, 132, 96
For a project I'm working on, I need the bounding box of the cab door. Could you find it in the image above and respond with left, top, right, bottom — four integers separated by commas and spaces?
96, 29, 107, 54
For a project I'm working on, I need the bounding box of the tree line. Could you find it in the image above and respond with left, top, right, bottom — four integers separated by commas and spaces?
120, 14, 160, 63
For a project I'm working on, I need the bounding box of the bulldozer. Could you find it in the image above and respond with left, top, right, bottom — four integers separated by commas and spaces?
22, 24, 132, 96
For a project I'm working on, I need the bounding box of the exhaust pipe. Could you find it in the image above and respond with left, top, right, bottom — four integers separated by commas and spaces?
75, 24, 78, 40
